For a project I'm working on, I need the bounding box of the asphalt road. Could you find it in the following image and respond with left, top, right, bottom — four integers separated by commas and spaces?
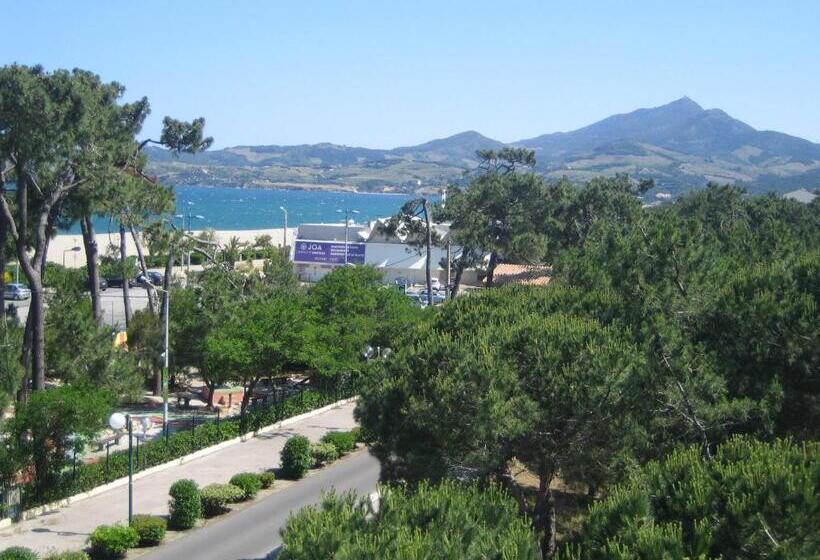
140, 451, 381, 560
5, 286, 150, 328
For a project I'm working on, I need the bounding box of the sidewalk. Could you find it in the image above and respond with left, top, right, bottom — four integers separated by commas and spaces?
0, 401, 357, 555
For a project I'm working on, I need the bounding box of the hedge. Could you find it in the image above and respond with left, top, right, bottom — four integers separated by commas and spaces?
311, 442, 339, 467
44, 553, 90, 560
87, 524, 139, 560
259, 471, 276, 489
0, 548, 38, 560
169, 479, 201, 530
130, 514, 167, 547
281, 436, 313, 479
19, 386, 354, 510
320, 431, 356, 455
229, 473, 262, 500
201, 483, 245, 517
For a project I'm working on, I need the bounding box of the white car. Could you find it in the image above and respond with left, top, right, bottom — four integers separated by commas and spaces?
429, 277, 443, 291
3, 283, 31, 300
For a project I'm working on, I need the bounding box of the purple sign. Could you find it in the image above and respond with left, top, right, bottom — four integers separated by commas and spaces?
294, 240, 366, 265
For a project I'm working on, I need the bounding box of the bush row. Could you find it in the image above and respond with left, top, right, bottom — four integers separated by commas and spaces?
0, 549, 89, 560
282, 430, 359, 479
21, 387, 354, 510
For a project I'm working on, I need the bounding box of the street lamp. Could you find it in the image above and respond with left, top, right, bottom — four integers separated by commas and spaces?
336, 209, 360, 265
279, 206, 288, 259
63, 246, 81, 267
108, 412, 133, 523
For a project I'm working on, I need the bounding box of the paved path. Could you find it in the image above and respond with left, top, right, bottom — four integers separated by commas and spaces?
0, 401, 357, 555
142, 451, 380, 560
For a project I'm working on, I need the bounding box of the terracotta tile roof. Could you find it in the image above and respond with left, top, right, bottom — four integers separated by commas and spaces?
492, 264, 552, 286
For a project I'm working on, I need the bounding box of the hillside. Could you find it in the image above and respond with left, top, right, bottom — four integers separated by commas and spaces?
146, 98, 820, 195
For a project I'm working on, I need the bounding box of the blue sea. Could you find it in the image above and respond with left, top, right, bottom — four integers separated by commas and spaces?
79, 185, 429, 233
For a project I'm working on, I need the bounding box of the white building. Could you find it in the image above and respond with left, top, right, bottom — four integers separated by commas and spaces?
290, 219, 481, 286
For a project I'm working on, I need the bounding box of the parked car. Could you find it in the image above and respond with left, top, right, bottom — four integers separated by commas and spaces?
3, 283, 31, 301
418, 289, 446, 305
85, 277, 108, 291
133, 271, 164, 287
430, 277, 443, 291
104, 276, 134, 289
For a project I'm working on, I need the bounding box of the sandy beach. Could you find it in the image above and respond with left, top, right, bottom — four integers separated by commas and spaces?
46, 228, 297, 268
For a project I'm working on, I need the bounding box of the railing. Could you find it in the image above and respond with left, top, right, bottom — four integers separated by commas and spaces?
8, 379, 357, 515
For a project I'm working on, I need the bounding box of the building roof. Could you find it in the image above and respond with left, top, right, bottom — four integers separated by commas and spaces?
295, 223, 369, 242
492, 264, 552, 286
784, 188, 818, 204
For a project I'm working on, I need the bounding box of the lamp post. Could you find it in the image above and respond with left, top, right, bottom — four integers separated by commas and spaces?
62, 246, 81, 267
279, 206, 288, 259
152, 285, 171, 443
108, 412, 132, 523
336, 208, 359, 265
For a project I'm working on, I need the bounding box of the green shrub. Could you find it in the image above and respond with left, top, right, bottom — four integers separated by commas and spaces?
0, 547, 38, 560
87, 524, 139, 560
43, 553, 89, 560
229, 473, 262, 500
200, 483, 245, 517
281, 435, 313, 479
129, 514, 167, 547
320, 431, 356, 455
558, 437, 819, 560
350, 427, 363, 442
259, 471, 276, 489
279, 481, 540, 559
310, 442, 340, 467
168, 479, 201, 530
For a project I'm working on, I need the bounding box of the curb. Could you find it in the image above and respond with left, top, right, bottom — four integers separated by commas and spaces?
1, 396, 357, 528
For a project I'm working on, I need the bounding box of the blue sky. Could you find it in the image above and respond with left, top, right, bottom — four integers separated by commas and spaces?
3, 1, 819, 148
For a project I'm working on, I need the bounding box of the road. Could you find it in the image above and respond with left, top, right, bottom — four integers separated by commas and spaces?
5, 286, 150, 328
141, 451, 380, 560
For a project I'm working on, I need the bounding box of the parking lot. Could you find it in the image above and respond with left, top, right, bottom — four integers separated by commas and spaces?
5, 286, 151, 328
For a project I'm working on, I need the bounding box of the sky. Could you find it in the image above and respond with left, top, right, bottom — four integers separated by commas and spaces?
2, 1, 819, 149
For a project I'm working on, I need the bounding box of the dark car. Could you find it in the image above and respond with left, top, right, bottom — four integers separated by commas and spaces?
85, 277, 108, 291
133, 271, 164, 287
105, 276, 134, 289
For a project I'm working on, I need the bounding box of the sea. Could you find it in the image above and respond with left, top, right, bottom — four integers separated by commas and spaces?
76, 185, 431, 233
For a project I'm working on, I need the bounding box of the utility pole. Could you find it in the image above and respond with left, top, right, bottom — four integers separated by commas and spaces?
279, 206, 288, 259
336, 208, 360, 265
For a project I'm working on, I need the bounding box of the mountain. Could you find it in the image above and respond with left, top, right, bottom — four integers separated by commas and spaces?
146, 98, 820, 195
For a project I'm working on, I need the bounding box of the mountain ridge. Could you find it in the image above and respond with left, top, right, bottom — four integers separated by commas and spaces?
146, 98, 820, 195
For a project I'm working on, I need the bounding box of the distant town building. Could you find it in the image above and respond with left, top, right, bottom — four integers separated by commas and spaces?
783, 188, 818, 204
291, 219, 482, 285
491, 264, 552, 287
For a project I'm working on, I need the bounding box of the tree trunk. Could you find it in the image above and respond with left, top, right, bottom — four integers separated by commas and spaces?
80, 215, 102, 322
152, 365, 161, 396
129, 224, 157, 314
422, 199, 433, 306
119, 223, 132, 329
205, 378, 216, 409
533, 464, 557, 559
239, 378, 258, 432
450, 253, 467, 299
28, 280, 46, 390
0, 217, 6, 324
486, 251, 498, 287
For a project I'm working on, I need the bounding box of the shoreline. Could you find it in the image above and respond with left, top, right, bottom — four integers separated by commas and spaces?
173, 183, 419, 196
